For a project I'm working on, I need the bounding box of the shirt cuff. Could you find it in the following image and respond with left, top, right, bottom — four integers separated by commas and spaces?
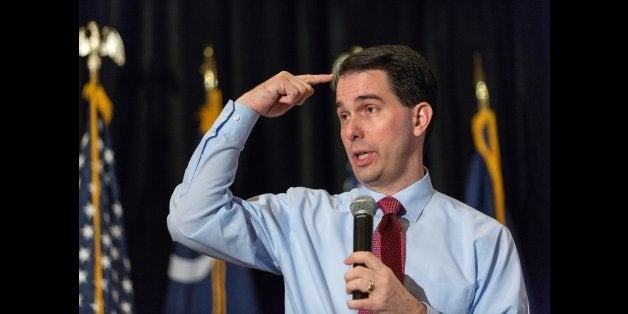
202, 100, 259, 147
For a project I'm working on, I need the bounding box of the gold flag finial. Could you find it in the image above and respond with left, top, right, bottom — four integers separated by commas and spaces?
200, 45, 219, 90
473, 52, 490, 110
79, 21, 125, 81
79, 21, 125, 125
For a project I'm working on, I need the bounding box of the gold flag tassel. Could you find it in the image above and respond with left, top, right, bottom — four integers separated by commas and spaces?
471, 52, 506, 225
79, 20, 125, 314
198, 44, 228, 314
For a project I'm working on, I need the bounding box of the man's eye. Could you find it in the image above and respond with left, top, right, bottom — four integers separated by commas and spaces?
366, 106, 377, 113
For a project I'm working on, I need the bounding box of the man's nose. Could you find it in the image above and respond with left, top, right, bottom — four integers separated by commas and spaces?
343, 118, 364, 141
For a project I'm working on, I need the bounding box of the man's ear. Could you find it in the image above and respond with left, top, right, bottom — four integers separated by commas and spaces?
413, 102, 432, 136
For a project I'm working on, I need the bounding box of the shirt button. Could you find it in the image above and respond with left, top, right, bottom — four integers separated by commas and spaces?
233, 114, 240, 121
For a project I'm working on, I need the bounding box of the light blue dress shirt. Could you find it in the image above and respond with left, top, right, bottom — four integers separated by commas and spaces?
168, 100, 529, 313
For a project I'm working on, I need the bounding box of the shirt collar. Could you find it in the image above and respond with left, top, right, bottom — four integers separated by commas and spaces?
357, 167, 434, 223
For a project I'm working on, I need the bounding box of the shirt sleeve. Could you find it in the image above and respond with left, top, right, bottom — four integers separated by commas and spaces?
472, 226, 530, 313
167, 100, 282, 273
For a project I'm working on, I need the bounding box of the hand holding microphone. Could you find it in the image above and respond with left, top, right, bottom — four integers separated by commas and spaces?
350, 195, 376, 299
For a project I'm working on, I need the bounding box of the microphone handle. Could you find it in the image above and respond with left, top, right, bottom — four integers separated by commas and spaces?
353, 215, 373, 300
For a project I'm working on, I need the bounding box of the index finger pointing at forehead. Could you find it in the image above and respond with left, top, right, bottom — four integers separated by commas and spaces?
296, 74, 334, 85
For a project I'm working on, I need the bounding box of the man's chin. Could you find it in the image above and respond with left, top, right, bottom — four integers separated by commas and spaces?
354, 173, 376, 187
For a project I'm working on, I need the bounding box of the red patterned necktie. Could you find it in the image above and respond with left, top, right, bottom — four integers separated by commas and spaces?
358, 196, 405, 314
373, 196, 405, 282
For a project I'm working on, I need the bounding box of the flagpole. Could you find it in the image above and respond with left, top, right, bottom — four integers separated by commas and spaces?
198, 44, 228, 314
79, 20, 125, 314
88, 76, 105, 314
472, 52, 506, 225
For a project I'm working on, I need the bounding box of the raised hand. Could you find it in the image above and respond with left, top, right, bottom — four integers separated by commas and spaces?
236, 71, 333, 117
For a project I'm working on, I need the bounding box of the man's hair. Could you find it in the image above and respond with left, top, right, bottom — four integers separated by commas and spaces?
333, 44, 438, 109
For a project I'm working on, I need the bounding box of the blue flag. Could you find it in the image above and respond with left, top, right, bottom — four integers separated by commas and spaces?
164, 243, 260, 314
463, 106, 506, 225
463, 108, 521, 282
78, 117, 135, 313
464, 153, 495, 218
165, 243, 213, 313
464, 53, 507, 225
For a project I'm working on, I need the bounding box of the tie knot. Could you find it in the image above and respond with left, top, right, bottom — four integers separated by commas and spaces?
377, 196, 404, 215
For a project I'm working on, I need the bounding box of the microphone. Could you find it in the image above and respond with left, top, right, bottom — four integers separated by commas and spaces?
350, 195, 377, 300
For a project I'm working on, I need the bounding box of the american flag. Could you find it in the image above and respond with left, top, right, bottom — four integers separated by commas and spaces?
79, 117, 134, 313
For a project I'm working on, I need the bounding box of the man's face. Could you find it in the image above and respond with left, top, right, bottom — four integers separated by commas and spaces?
335, 70, 423, 194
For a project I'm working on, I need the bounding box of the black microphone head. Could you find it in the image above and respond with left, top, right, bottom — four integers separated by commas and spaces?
350, 195, 377, 217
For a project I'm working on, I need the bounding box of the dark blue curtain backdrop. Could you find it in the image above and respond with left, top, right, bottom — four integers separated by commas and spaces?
79, 1, 549, 313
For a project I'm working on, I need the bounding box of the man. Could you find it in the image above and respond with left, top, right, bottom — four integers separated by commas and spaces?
168, 44, 529, 313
